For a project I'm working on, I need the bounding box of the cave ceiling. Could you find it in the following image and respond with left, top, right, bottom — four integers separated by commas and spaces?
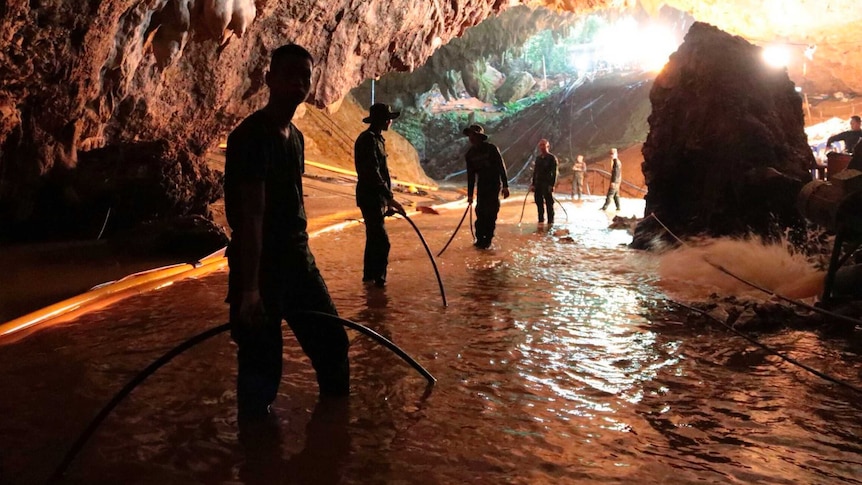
1, 0, 861, 181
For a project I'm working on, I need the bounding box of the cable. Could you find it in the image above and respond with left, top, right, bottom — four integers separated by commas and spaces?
672, 300, 862, 395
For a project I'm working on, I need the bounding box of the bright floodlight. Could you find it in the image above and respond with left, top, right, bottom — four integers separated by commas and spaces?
763, 45, 790, 68
639, 26, 678, 72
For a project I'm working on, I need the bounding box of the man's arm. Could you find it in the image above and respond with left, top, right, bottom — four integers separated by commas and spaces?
466, 157, 476, 203
238, 181, 264, 299
550, 155, 558, 189
827, 131, 850, 147
494, 145, 510, 198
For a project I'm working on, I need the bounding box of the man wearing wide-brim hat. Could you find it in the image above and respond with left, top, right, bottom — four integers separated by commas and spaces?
355, 103, 405, 287
463, 124, 510, 249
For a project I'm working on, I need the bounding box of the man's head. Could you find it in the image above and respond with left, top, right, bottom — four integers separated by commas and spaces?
266, 44, 314, 108
363, 103, 400, 131
610, 148, 618, 158
462, 124, 488, 145
577, 154, 584, 163
538, 139, 550, 154
851, 115, 861, 131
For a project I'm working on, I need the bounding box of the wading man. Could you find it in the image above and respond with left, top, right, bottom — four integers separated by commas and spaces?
572, 154, 586, 200
600, 147, 622, 212
224, 44, 350, 421
530, 139, 558, 224
355, 103, 404, 288
463, 124, 510, 249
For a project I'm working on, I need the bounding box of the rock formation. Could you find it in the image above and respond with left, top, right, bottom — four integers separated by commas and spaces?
632, 22, 813, 249
2, 0, 862, 241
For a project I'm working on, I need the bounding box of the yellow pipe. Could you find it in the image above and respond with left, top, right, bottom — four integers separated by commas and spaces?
0, 263, 196, 341
0, 193, 463, 343
305, 159, 438, 192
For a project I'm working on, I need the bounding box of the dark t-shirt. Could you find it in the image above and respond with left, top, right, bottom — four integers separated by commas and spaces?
466, 141, 508, 198
354, 129, 393, 207
827, 129, 862, 153
532, 153, 558, 188
223, 110, 311, 302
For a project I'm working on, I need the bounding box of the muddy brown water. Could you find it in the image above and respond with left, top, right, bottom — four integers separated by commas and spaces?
1, 196, 860, 484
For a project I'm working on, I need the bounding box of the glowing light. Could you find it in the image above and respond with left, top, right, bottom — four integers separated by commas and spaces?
578, 17, 681, 73
431, 36, 442, 49
636, 25, 678, 72
762, 45, 790, 68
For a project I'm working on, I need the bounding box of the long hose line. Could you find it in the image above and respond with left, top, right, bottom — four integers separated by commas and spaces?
671, 300, 862, 395
49, 312, 436, 482
437, 204, 470, 257
553, 195, 569, 221
518, 189, 530, 224
396, 212, 448, 307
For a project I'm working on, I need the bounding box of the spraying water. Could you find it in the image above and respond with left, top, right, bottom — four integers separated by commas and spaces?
656, 235, 824, 302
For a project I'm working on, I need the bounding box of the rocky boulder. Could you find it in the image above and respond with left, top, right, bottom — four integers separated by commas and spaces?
496, 71, 536, 104
632, 22, 813, 249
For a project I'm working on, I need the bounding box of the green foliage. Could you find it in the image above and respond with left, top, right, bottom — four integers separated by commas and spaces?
518, 15, 607, 76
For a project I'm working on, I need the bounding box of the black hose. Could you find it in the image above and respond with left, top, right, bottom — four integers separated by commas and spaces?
302, 311, 436, 385
469, 203, 475, 240
50, 313, 436, 481
397, 212, 448, 307
49, 323, 230, 483
437, 204, 470, 257
553, 195, 569, 221
518, 189, 530, 224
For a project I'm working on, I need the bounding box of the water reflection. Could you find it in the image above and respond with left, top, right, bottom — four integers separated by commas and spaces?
1, 199, 861, 484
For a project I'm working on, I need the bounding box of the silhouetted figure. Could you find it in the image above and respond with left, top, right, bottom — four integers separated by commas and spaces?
826, 115, 862, 154
224, 44, 350, 421
355, 103, 405, 288
572, 154, 587, 200
530, 139, 558, 224
600, 147, 622, 211
463, 125, 510, 249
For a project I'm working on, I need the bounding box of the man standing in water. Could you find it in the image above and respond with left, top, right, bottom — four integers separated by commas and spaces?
464, 124, 510, 249
530, 139, 558, 224
224, 44, 350, 421
571, 154, 587, 200
355, 103, 404, 288
600, 147, 622, 212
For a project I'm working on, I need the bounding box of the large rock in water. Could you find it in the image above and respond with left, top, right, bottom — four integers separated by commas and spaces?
631, 22, 813, 249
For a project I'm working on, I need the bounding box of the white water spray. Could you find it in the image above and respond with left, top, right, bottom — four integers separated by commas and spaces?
656, 236, 823, 302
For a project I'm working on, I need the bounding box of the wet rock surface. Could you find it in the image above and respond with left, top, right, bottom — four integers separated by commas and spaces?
633, 22, 813, 249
